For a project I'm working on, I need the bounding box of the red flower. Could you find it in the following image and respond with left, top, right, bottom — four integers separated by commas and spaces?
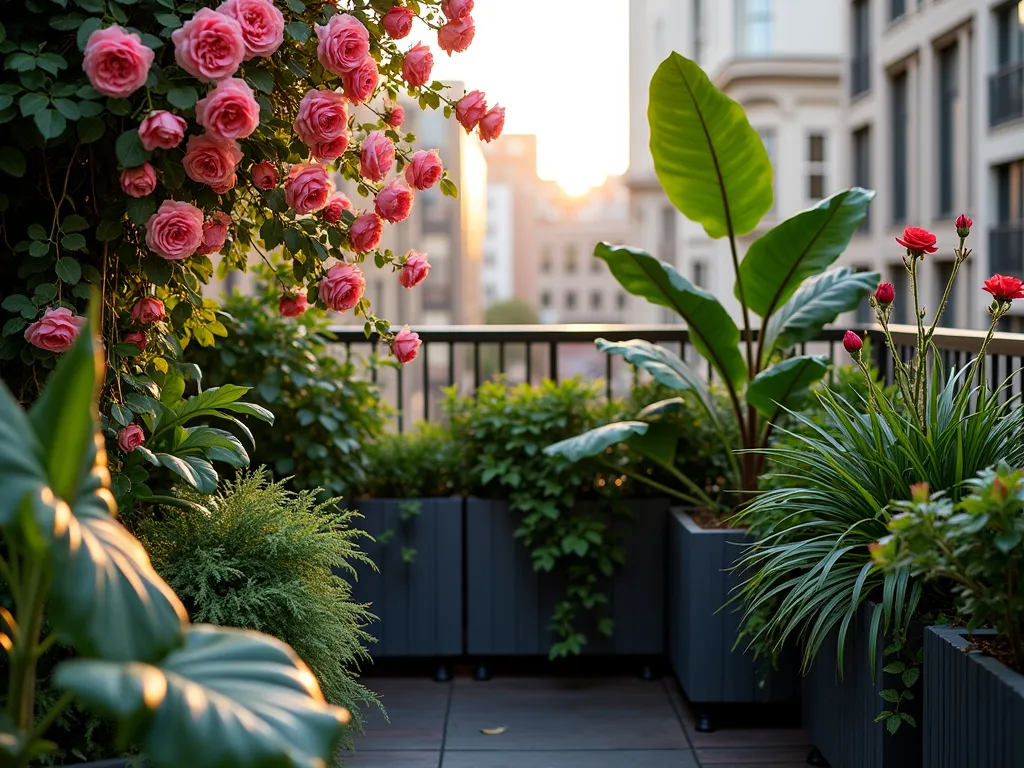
955, 214, 973, 237
983, 274, 1024, 303
843, 330, 863, 355
895, 226, 938, 255
874, 282, 895, 305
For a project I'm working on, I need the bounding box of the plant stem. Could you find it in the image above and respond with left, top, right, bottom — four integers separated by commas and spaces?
605, 462, 712, 509
908, 256, 928, 428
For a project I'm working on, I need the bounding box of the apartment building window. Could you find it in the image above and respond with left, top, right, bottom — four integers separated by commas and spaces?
691, 260, 707, 289
693, 0, 704, 64
891, 71, 909, 224
991, 1, 1024, 126
757, 127, 777, 211
590, 291, 603, 311
852, 126, 872, 232
854, 267, 874, 325
591, 255, 603, 273
541, 246, 552, 273
992, 159, 1024, 274
565, 244, 579, 273
889, 266, 909, 324
937, 43, 959, 218
565, 291, 577, 311
807, 133, 827, 201
541, 291, 551, 309
736, 0, 772, 56
660, 205, 677, 264
616, 292, 627, 310
890, 0, 906, 21
852, 0, 871, 96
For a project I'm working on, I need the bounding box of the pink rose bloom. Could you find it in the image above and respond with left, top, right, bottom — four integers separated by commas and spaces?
404, 149, 443, 190
478, 104, 505, 142
195, 77, 261, 139
217, 0, 284, 59
121, 163, 157, 198
438, 16, 474, 55
441, 0, 473, 20
456, 90, 487, 132
123, 330, 148, 351
24, 307, 86, 354
374, 180, 413, 223
392, 325, 421, 364
284, 163, 333, 214
82, 25, 154, 99
315, 13, 369, 75
322, 191, 353, 223
342, 56, 378, 104
138, 111, 187, 151
399, 251, 430, 288
360, 130, 394, 182
387, 104, 405, 127
349, 212, 383, 253
197, 211, 232, 255
183, 134, 243, 193
279, 290, 308, 317
294, 88, 349, 154
252, 160, 278, 190
172, 7, 246, 82
402, 43, 433, 87
381, 7, 415, 39
145, 200, 205, 260
130, 297, 166, 324
117, 424, 146, 452
318, 262, 366, 312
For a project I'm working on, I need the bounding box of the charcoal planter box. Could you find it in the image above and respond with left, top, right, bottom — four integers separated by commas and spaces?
465, 497, 669, 656
668, 509, 798, 707
802, 600, 922, 768
923, 626, 1024, 767
346, 497, 463, 657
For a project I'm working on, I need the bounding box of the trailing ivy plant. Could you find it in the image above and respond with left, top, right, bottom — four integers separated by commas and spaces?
546, 52, 878, 515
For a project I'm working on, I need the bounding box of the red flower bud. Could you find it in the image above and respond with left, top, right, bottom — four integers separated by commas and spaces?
895, 226, 938, 256
874, 282, 895, 304
843, 330, 863, 355
909, 482, 930, 504
983, 274, 1024, 303
955, 214, 972, 237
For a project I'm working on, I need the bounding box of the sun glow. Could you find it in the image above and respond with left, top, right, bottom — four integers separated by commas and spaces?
426, 1, 630, 197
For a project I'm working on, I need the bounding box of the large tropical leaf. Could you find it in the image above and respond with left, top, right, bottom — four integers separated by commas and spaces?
157, 453, 219, 493
595, 243, 747, 386
177, 426, 250, 467
648, 51, 773, 238
0, 381, 46, 526
762, 268, 880, 359
544, 421, 649, 463
737, 188, 874, 318
55, 624, 350, 768
745, 355, 830, 420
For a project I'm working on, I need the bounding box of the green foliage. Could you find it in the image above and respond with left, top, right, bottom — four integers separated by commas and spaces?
549, 53, 877, 510
0, 310, 348, 768
874, 463, 1024, 672
137, 471, 379, 743
186, 288, 387, 500
360, 422, 465, 498
484, 299, 540, 325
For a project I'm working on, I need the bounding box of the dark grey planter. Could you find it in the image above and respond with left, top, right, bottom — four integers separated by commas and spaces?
667, 509, 797, 706
924, 626, 1024, 767
802, 600, 922, 768
347, 497, 463, 657
465, 497, 668, 656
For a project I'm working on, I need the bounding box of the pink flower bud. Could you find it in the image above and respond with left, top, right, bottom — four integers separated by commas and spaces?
118, 424, 146, 452
393, 325, 421, 364
843, 330, 863, 355
874, 282, 895, 305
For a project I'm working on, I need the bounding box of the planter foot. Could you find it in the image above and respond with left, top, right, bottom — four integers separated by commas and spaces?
434, 664, 452, 683
639, 664, 658, 682
695, 710, 715, 733
473, 663, 491, 682
806, 747, 830, 767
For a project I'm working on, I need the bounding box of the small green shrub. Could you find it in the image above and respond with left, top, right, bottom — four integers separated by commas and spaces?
360, 422, 466, 498
188, 287, 387, 500
137, 470, 379, 745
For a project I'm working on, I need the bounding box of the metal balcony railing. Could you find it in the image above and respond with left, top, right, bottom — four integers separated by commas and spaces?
991, 225, 1024, 276
325, 324, 1024, 432
990, 62, 1024, 127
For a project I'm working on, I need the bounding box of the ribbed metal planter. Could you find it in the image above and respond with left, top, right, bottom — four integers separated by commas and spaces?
667, 509, 797, 706
346, 497, 464, 657
802, 601, 922, 768
924, 626, 1024, 767
465, 498, 669, 656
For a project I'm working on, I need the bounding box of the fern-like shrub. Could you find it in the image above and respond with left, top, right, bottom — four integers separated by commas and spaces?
136, 470, 379, 744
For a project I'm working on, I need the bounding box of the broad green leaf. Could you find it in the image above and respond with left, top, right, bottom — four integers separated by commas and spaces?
115, 129, 151, 167
177, 426, 250, 467
156, 453, 218, 493
55, 625, 349, 768
636, 397, 688, 420
737, 188, 874, 317
745, 355, 830, 419
595, 243, 747, 386
544, 421, 649, 462
0, 381, 46, 525
0, 145, 26, 177
762, 268, 880, 359
648, 51, 772, 238
630, 421, 678, 468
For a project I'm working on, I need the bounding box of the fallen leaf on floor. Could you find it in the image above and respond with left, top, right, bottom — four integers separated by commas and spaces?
480, 726, 507, 735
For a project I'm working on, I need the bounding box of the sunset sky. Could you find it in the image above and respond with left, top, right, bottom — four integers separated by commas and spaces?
424, 1, 631, 195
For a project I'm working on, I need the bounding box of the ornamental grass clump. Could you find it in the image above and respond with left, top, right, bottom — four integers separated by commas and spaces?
736, 219, 1024, 731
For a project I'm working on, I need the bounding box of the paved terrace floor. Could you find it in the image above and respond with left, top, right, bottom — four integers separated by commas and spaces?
351, 676, 812, 767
